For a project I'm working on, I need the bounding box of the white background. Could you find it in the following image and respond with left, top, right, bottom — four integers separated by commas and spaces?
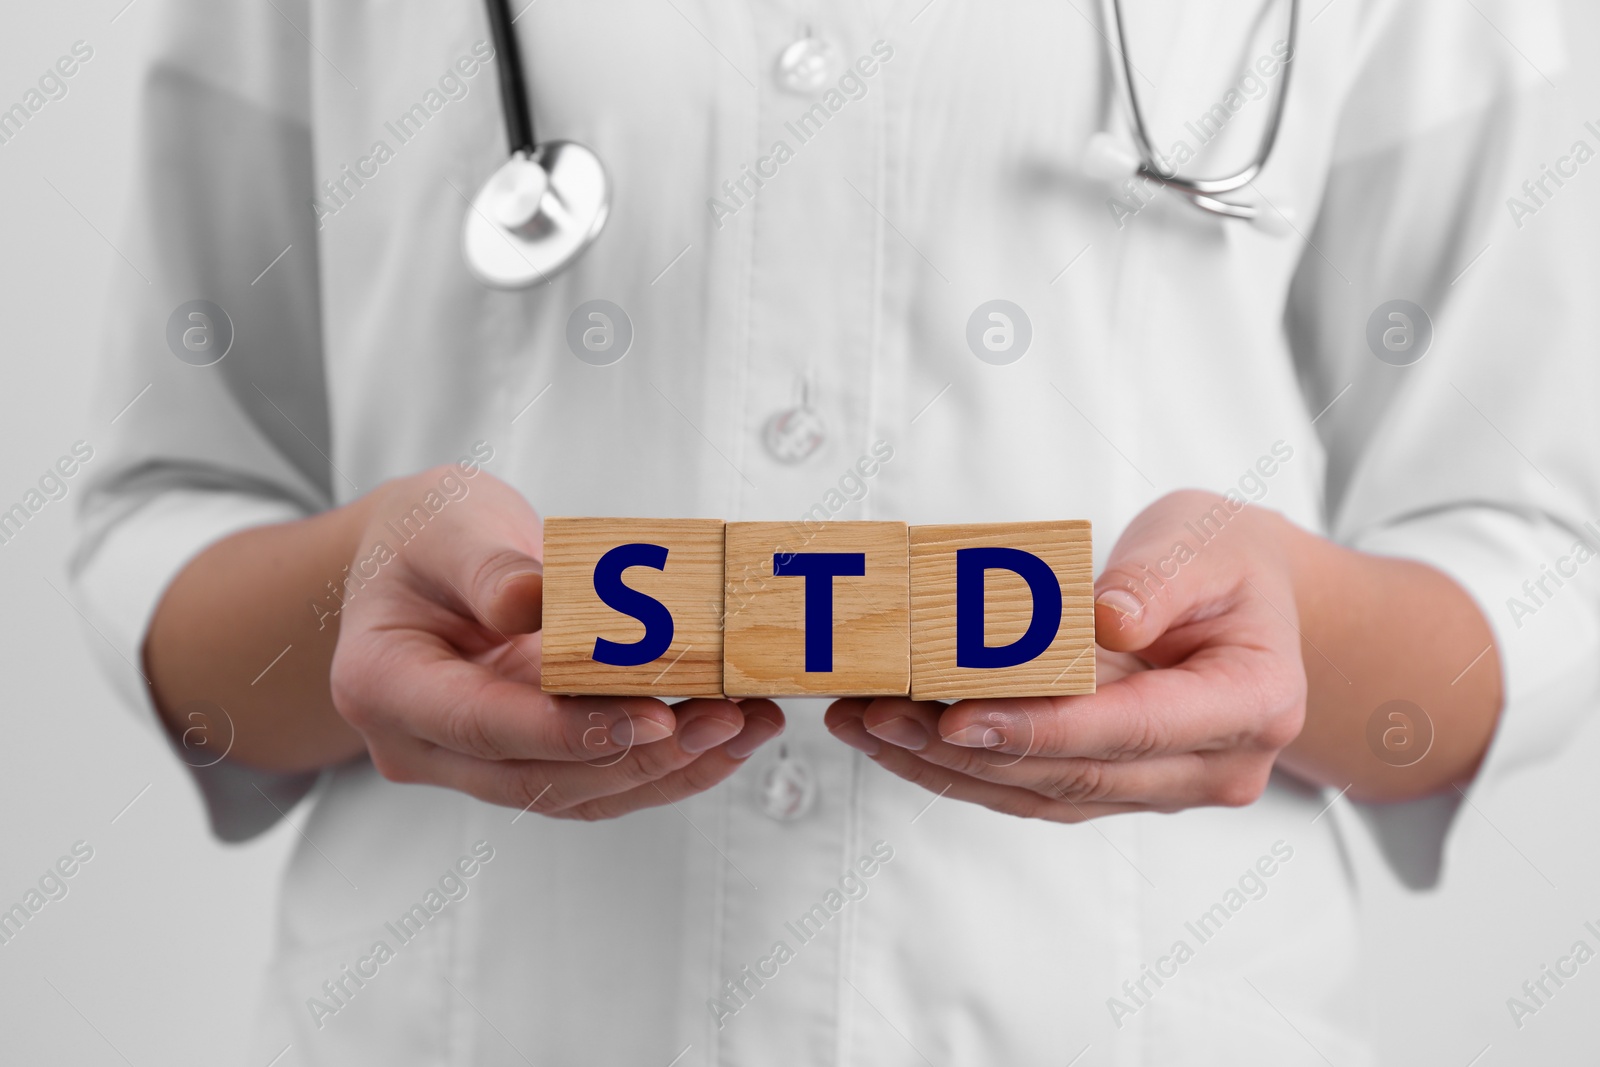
1, 2, 1597, 1062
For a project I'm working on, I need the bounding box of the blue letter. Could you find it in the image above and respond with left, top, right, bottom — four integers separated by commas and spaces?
955, 547, 1061, 669
591, 543, 675, 667
772, 552, 867, 672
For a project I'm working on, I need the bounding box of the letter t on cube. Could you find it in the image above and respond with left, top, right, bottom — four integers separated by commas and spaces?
540, 517, 726, 696
723, 522, 910, 696
909, 522, 1095, 699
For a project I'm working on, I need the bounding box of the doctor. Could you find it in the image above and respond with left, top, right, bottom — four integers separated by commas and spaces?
75, 0, 1600, 1063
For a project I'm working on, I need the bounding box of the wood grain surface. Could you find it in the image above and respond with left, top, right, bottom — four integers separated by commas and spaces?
909, 521, 1095, 700
541, 517, 726, 696
723, 521, 910, 697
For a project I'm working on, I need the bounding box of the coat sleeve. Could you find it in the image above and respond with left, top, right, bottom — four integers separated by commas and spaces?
1286, 0, 1600, 886
70, 0, 335, 842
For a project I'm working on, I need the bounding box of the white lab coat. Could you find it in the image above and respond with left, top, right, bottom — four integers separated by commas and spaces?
73, 0, 1600, 1063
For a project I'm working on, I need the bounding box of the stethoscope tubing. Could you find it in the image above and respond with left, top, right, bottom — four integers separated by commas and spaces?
484, 0, 537, 155
464, 0, 1301, 288
1106, 0, 1299, 208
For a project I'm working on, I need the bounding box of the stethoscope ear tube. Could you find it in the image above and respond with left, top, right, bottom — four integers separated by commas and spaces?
484, 0, 536, 155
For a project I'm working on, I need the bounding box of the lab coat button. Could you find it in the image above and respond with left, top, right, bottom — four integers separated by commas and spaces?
762, 405, 827, 463
756, 746, 817, 821
775, 36, 842, 95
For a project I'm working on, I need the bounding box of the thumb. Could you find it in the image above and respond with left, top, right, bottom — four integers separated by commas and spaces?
466, 549, 545, 635
1092, 574, 1165, 654
371, 468, 545, 635
1092, 491, 1243, 653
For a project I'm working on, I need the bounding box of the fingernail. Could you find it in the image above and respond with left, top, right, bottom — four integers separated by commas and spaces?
944, 723, 1008, 749
612, 716, 673, 747
829, 718, 882, 757
678, 716, 741, 755
493, 565, 543, 597
1096, 588, 1144, 623
867, 716, 929, 751
726, 718, 782, 760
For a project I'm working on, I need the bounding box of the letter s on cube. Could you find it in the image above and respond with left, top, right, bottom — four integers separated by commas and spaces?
540, 518, 726, 696
909, 522, 1095, 699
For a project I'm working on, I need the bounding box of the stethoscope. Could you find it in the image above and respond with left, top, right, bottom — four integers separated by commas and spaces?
1086, 0, 1300, 233
461, 0, 611, 288
462, 0, 1299, 289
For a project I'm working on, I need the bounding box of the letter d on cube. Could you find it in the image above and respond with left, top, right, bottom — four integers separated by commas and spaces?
910, 522, 1094, 700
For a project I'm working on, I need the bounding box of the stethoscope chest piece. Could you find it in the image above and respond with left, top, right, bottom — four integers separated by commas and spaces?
463, 140, 610, 289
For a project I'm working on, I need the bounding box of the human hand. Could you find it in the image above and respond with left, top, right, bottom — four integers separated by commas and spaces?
330, 467, 784, 820
824, 491, 1306, 821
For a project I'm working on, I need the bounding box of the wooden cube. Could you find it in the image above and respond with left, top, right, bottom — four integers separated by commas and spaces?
723, 521, 910, 697
540, 517, 725, 697
909, 522, 1095, 700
